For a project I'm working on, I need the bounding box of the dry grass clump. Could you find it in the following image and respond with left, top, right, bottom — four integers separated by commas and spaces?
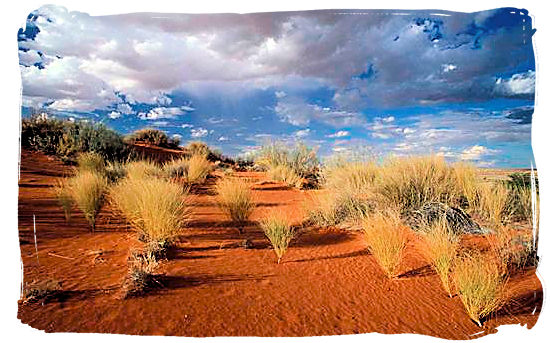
267, 164, 302, 188
53, 179, 73, 222
453, 252, 508, 326
187, 154, 212, 184
362, 210, 408, 279
260, 213, 295, 264
215, 177, 255, 232
110, 177, 190, 249
76, 151, 106, 173
491, 226, 538, 271
377, 155, 460, 211
163, 157, 189, 179
69, 171, 108, 232
104, 161, 127, 182
453, 162, 480, 209
478, 182, 510, 229
21, 279, 61, 304
418, 217, 459, 297
122, 249, 160, 298
125, 160, 163, 180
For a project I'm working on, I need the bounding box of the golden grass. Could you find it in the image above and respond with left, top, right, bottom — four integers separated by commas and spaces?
76, 152, 105, 174
187, 154, 212, 184
110, 177, 190, 247
260, 212, 295, 263
215, 177, 255, 231
53, 179, 73, 222
453, 162, 480, 210
478, 182, 510, 229
418, 217, 459, 297
267, 164, 302, 188
453, 252, 508, 326
377, 155, 460, 211
69, 171, 108, 232
125, 160, 163, 180
163, 157, 189, 179
362, 210, 408, 279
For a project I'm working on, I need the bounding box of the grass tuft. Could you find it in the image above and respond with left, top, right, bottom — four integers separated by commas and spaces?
69, 171, 107, 232
76, 151, 105, 174
215, 177, 255, 232
53, 179, 73, 222
418, 217, 459, 297
260, 213, 295, 263
453, 252, 508, 326
22, 279, 61, 304
362, 210, 408, 279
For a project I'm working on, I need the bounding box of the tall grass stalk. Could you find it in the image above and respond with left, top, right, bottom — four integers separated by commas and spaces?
478, 182, 510, 229
362, 210, 408, 279
69, 171, 108, 232
187, 154, 212, 184
260, 213, 295, 263
76, 152, 105, 174
53, 179, 73, 222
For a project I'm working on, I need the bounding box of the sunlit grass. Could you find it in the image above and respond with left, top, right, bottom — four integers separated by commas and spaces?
260, 212, 295, 264
69, 171, 108, 232
215, 177, 255, 232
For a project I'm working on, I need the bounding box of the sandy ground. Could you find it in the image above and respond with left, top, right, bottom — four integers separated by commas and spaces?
17, 149, 542, 338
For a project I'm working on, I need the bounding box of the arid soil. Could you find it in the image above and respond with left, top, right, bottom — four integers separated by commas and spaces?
17, 149, 542, 338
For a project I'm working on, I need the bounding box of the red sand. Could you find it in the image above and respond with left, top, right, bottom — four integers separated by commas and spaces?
17, 149, 542, 338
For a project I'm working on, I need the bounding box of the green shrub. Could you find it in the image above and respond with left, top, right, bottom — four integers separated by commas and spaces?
125, 128, 179, 148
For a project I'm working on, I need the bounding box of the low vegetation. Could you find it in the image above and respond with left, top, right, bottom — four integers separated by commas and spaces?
215, 177, 255, 232
122, 249, 160, 298
110, 177, 190, 250
362, 210, 408, 279
53, 179, 73, 222
124, 128, 180, 148
68, 171, 108, 232
76, 151, 106, 174
260, 213, 296, 264
418, 217, 459, 297
453, 252, 508, 327
21, 279, 61, 304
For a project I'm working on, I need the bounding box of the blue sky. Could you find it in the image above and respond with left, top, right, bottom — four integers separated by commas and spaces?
18, 6, 536, 167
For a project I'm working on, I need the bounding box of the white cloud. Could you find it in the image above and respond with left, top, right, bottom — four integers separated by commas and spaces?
327, 130, 350, 138
442, 64, 457, 72
294, 129, 311, 138
382, 116, 395, 123
460, 145, 498, 161
191, 127, 209, 138
275, 97, 365, 127
138, 106, 192, 120
108, 111, 121, 119
495, 70, 535, 96
275, 91, 287, 98
218, 136, 228, 141
116, 103, 133, 114
181, 123, 193, 129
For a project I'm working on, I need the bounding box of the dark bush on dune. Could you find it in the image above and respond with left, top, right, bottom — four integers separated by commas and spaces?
21, 115, 131, 162
124, 128, 180, 149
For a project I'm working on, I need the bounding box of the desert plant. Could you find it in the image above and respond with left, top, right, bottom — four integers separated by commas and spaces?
377, 155, 460, 212
53, 179, 73, 222
268, 164, 302, 188
453, 252, 508, 326
453, 162, 480, 209
104, 161, 127, 182
418, 217, 459, 297
122, 249, 160, 297
69, 171, 108, 232
215, 177, 255, 233
187, 154, 212, 184
186, 141, 211, 157
163, 157, 189, 179
125, 160, 164, 180
260, 213, 295, 263
21, 279, 61, 304
125, 128, 175, 147
478, 182, 510, 229
76, 151, 105, 174
110, 177, 190, 247
362, 210, 408, 279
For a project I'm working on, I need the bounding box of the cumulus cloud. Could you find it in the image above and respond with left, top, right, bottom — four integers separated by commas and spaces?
495, 70, 536, 97
137, 106, 192, 120
460, 145, 498, 161
327, 130, 350, 138
190, 127, 209, 138
108, 111, 121, 119
294, 129, 311, 138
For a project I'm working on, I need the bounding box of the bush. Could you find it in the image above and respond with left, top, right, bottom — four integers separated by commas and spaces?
163, 157, 190, 179
453, 162, 480, 209
125, 128, 179, 148
68, 171, 108, 232
53, 180, 73, 222
215, 178, 255, 232
104, 161, 127, 183
110, 177, 190, 248
362, 210, 407, 279
21, 115, 130, 162
255, 142, 320, 188
260, 213, 295, 263
418, 217, 459, 297
453, 252, 508, 326
21, 279, 61, 304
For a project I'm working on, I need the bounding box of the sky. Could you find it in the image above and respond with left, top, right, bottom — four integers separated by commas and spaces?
18, 5, 536, 167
